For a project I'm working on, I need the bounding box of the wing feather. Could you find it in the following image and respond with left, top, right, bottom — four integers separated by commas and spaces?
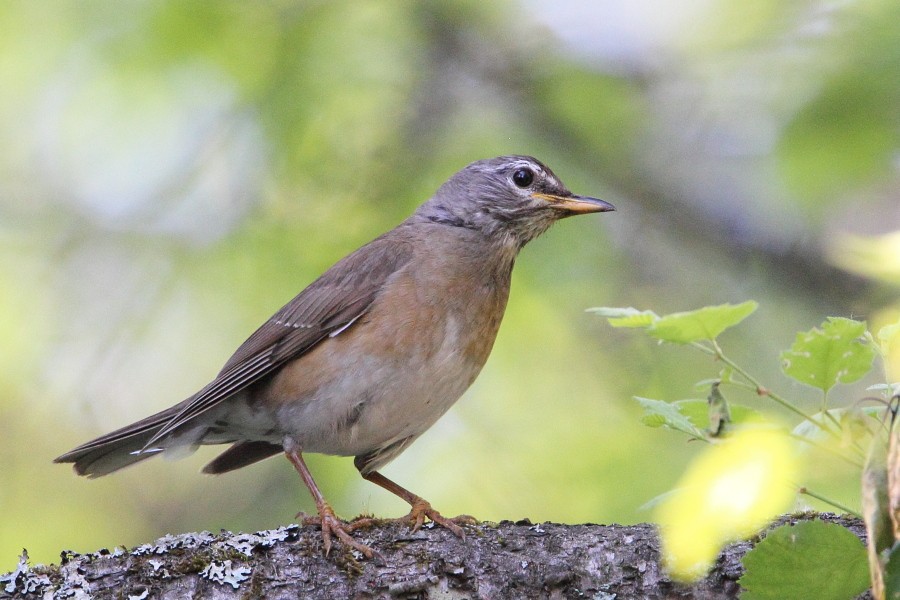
142, 232, 415, 447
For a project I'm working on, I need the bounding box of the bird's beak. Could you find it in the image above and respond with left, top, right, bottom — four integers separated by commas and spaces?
533, 193, 616, 215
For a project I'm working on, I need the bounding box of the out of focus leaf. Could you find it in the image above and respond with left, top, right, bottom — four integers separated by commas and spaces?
656, 428, 798, 580
879, 318, 900, 383
792, 407, 882, 445
832, 233, 900, 288
863, 431, 892, 600
880, 321, 900, 347
739, 521, 869, 600
889, 413, 900, 543
870, 383, 900, 397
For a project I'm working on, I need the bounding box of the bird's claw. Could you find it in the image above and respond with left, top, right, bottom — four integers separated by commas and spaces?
403, 499, 476, 538
297, 506, 379, 560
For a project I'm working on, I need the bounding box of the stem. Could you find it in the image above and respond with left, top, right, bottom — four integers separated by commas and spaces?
822, 391, 842, 430
689, 341, 717, 357
798, 487, 861, 519
699, 340, 839, 440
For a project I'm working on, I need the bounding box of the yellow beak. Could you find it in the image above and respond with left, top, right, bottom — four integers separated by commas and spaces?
533, 193, 616, 214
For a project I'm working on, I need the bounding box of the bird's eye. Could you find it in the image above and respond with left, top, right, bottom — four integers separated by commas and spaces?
512, 168, 534, 188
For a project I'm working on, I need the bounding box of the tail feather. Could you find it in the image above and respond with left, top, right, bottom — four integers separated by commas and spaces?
202, 440, 283, 474
55, 404, 184, 478
57, 399, 285, 477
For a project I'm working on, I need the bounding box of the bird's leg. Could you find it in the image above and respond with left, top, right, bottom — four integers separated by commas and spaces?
284, 449, 376, 559
361, 470, 475, 537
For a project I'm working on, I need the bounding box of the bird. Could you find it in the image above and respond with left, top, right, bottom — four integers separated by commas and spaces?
55, 155, 615, 558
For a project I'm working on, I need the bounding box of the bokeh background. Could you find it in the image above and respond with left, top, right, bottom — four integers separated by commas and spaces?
2, 0, 899, 571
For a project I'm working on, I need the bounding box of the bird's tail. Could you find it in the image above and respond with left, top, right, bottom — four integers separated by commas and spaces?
54, 403, 190, 478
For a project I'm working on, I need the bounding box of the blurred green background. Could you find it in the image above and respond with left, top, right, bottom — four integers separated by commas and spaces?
2, 0, 899, 571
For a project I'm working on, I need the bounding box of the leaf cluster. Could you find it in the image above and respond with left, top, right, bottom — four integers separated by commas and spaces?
591, 301, 900, 598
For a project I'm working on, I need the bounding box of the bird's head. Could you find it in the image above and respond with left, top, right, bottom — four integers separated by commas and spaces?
419, 155, 615, 248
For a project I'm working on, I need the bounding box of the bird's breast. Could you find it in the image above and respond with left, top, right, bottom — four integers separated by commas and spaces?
255, 249, 513, 458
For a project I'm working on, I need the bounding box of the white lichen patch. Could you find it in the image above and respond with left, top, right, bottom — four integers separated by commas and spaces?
0, 551, 51, 595
223, 527, 293, 557
132, 531, 216, 556
1, 527, 302, 597
200, 560, 252, 589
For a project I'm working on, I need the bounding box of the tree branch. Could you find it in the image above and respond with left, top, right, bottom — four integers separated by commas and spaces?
0, 513, 865, 599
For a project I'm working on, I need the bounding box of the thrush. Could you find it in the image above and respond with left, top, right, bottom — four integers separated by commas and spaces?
55, 155, 615, 558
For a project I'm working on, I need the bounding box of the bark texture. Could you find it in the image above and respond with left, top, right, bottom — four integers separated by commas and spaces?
0, 514, 865, 600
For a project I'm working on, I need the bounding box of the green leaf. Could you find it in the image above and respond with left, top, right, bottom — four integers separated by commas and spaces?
884, 544, 900, 599
634, 397, 706, 440
781, 317, 876, 393
647, 301, 758, 343
739, 521, 870, 600
588, 306, 658, 328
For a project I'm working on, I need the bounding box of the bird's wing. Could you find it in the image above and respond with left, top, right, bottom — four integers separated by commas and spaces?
143, 232, 415, 447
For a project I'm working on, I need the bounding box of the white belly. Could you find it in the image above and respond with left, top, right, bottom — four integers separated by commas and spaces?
275, 315, 481, 457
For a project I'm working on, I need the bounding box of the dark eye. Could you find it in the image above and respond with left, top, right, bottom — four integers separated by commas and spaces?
512, 168, 534, 188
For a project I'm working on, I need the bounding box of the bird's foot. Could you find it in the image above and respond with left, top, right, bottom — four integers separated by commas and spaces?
401, 498, 476, 538
296, 505, 379, 560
